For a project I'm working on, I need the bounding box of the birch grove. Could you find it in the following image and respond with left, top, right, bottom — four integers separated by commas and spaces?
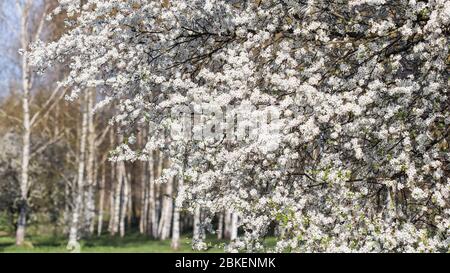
0, 0, 67, 246
0, 0, 447, 253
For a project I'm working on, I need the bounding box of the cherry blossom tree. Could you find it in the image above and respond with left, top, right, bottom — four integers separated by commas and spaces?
30, 0, 449, 252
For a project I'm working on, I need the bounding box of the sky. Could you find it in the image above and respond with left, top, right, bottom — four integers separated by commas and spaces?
0, 0, 21, 97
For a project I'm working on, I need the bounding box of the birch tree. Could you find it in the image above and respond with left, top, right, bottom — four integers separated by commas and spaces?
158, 175, 173, 240
68, 91, 88, 246
171, 175, 184, 250
96, 157, 106, 236
1, 0, 67, 245
118, 161, 128, 237
147, 150, 157, 238
83, 89, 96, 235
138, 133, 148, 234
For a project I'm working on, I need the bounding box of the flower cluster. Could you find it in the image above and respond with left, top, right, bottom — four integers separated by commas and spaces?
30, 0, 449, 252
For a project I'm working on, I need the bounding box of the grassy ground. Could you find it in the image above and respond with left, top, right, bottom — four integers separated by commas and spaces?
0, 233, 226, 253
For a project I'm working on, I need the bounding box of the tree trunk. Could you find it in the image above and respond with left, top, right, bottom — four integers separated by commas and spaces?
16, 1, 32, 246
84, 89, 96, 236
193, 206, 201, 241
108, 161, 116, 234
63, 175, 72, 235
224, 210, 231, 239
138, 130, 147, 234
119, 162, 128, 238
97, 162, 106, 236
111, 159, 124, 236
90, 158, 99, 234
107, 129, 116, 233
171, 175, 184, 250
126, 171, 132, 231
147, 150, 157, 237
230, 213, 238, 241
68, 92, 89, 245
153, 151, 163, 238
217, 211, 224, 240
17, 111, 30, 245
158, 175, 173, 240
139, 161, 148, 234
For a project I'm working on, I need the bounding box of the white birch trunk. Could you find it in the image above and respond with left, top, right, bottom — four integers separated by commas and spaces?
90, 159, 98, 234
139, 161, 148, 234
97, 162, 106, 236
119, 162, 128, 238
107, 129, 116, 233
11, 0, 61, 246
171, 175, 184, 250
17, 76, 30, 246
148, 151, 157, 237
158, 175, 173, 240
153, 151, 163, 238
15, 0, 32, 246
84, 89, 96, 235
230, 213, 238, 241
224, 210, 231, 239
107, 161, 116, 233
63, 176, 72, 235
111, 159, 123, 236
193, 206, 201, 241
217, 211, 224, 240
126, 171, 132, 231
137, 130, 146, 234
68, 93, 89, 245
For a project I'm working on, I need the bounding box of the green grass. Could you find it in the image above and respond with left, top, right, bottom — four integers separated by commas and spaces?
0, 233, 226, 253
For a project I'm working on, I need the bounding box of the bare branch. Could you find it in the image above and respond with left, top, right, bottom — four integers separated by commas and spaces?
0, 108, 22, 123
30, 85, 66, 127
95, 124, 111, 147
30, 131, 64, 158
